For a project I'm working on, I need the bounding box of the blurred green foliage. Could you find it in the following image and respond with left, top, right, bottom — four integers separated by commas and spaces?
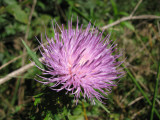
0, 0, 160, 120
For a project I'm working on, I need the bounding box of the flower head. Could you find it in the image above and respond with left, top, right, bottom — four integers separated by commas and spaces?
36, 18, 124, 104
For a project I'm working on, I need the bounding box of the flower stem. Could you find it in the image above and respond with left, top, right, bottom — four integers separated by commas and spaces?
82, 101, 88, 120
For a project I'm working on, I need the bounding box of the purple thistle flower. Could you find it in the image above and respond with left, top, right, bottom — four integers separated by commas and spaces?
36, 18, 124, 104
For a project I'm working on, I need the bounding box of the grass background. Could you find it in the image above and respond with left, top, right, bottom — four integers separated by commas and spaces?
0, 0, 160, 119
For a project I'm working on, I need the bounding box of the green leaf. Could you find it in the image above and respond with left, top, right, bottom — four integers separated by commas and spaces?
21, 40, 44, 69
68, 114, 84, 120
0, 6, 5, 14
6, 4, 28, 24
15, 105, 23, 112
34, 97, 41, 106
44, 111, 54, 120
119, 11, 129, 16
4, 0, 17, 5
33, 93, 43, 106
37, 1, 45, 10
53, 114, 60, 120
121, 21, 135, 31
110, 0, 118, 16
73, 105, 82, 115
14, 10, 28, 24
110, 113, 120, 120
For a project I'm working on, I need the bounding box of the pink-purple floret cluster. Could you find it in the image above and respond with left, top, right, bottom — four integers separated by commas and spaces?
36, 19, 124, 104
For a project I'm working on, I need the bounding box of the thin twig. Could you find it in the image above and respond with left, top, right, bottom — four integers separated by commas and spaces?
157, 21, 160, 35
0, 58, 42, 85
128, 96, 144, 106
156, 98, 160, 107
131, 106, 147, 119
135, 31, 156, 65
21, 0, 37, 64
121, 87, 136, 103
0, 55, 22, 70
130, 0, 143, 17
102, 15, 160, 30
0, 62, 34, 85
19, 0, 37, 105
25, 0, 37, 42
0, 56, 43, 85
0, 41, 47, 70
0, 94, 15, 112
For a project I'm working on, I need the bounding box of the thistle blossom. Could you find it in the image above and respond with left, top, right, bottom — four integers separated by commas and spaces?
36, 18, 124, 104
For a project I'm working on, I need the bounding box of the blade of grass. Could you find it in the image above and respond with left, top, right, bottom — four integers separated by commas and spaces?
150, 61, 160, 120
21, 39, 44, 69
72, 7, 91, 24
122, 64, 160, 119
94, 99, 110, 114
11, 78, 21, 105
72, 7, 108, 36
